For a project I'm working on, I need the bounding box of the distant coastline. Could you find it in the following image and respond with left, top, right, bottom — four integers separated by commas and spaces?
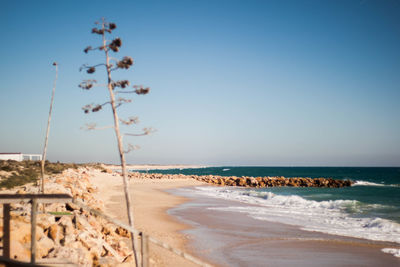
105, 164, 209, 171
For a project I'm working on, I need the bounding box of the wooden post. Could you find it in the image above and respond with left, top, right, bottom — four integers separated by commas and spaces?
3, 204, 10, 259
141, 232, 149, 267
30, 198, 37, 264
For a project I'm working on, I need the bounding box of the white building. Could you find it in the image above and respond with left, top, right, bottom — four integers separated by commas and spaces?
0, 153, 42, 161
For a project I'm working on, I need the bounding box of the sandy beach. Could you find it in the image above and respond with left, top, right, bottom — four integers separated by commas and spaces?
89, 169, 211, 266
89, 168, 400, 266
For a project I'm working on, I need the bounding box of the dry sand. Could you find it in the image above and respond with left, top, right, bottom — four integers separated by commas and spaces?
89, 169, 210, 266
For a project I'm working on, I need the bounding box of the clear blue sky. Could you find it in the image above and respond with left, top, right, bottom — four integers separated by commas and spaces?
1, 0, 399, 166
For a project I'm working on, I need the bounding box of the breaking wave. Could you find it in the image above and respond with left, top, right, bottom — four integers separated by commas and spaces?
353, 180, 400, 187
190, 186, 400, 244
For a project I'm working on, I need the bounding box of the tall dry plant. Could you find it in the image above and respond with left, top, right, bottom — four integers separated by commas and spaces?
40, 62, 58, 193
80, 18, 153, 266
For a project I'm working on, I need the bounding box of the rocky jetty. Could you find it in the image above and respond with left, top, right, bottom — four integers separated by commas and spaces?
127, 172, 353, 188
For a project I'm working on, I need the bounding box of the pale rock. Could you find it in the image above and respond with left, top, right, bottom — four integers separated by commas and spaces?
87, 216, 101, 232
55, 204, 67, 212
89, 243, 103, 261
10, 240, 30, 261
115, 227, 130, 238
66, 202, 80, 211
102, 224, 116, 236
49, 223, 63, 244
70, 240, 84, 250
58, 215, 74, 232
11, 221, 43, 244
37, 214, 55, 229
249, 177, 258, 186
16, 189, 26, 194
48, 247, 92, 267
37, 236, 54, 258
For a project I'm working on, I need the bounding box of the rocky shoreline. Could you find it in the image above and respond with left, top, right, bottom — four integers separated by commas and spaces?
127, 172, 353, 188
0, 168, 134, 266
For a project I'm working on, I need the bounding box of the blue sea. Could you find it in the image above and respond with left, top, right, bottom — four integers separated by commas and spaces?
137, 166, 400, 256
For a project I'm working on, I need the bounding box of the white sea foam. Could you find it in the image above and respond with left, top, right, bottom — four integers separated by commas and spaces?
382, 248, 400, 257
353, 180, 385, 187
222, 168, 230, 171
353, 180, 400, 187
188, 186, 400, 245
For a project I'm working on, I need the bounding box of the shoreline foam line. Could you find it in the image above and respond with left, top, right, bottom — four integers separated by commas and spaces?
185, 186, 400, 246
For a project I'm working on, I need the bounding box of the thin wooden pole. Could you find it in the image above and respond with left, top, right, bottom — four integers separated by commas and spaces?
3, 204, 10, 259
40, 62, 58, 194
141, 232, 149, 267
30, 199, 38, 264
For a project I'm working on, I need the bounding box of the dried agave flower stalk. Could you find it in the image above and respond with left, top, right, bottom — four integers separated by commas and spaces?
79, 18, 154, 267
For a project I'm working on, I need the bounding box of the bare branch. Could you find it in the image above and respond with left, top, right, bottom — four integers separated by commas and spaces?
84, 45, 110, 53
82, 104, 92, 114
81, 101, 111, 113
92, 20, 116, 34
84, 46, 92, 53
85, 37, 121, 54
92, 27, 105, 35
79, 63, 109, 73
115, 85, 150, 95
124, 127, 156, 137
143, 127, 157, 135
123, 143, 140, 154
92, 104, 102, 112
80, 123, 114, 131
120, 116, 139, 125
109, 57, 120, 62
115, 97, 132, 108
115, 90, 136, 94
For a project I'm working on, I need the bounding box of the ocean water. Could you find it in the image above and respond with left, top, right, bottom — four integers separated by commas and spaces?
139, 167, 400, 256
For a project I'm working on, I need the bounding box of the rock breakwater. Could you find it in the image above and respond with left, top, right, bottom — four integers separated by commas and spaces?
127, 172, 353, 188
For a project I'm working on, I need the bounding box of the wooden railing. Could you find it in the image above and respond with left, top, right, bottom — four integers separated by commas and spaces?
0, 194, 212, 267
0, 194, 73, 266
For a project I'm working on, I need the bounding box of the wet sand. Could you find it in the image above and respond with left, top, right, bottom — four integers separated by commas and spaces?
170, 187, 400, 267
